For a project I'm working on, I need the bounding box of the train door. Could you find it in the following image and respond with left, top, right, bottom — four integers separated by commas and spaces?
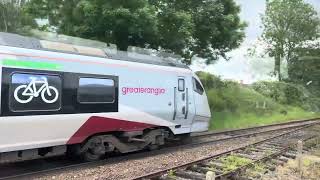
173, 77, 194, 127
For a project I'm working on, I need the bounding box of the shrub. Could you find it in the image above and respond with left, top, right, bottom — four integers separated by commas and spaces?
207, 89, 226, 112
197, 72, 319, 114
196, 71, 225, 90
252, 81, 319, 111
253, 81, 302, 105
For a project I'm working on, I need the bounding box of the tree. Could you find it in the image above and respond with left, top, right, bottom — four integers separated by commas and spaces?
261, 0, 320, 81
150, 0, 247, 64
289, 45, 320, 97
25, 0, 159, 51
26, 0, 246, 65
0, 1, 36, 33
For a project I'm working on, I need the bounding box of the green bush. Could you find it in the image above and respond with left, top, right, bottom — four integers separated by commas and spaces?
204, 80, 240, 112
207, 89, 225, 111
197, 72, 320, 113
196, 71, 319, 130
252, 81, 319, 111
196, 71, 225, 90
203, 80, 278, 113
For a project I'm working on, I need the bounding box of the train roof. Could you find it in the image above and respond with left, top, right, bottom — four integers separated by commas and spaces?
0, 32, 189, 69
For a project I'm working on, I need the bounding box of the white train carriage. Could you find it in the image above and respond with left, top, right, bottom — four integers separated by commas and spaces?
0, 32, 211, 161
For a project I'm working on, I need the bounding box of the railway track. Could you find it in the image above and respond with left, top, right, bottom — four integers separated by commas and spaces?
192, 117, 320, 138
0, 118, 319, 180
190, 117, 320, 144
134, 124, 320, 180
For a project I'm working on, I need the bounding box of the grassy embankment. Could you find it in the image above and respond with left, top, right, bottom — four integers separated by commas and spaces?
211, 107, 319, 130
197, 72, 320, 130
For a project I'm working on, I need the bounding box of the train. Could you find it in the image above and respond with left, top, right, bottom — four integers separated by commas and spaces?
0, 32, 211, 161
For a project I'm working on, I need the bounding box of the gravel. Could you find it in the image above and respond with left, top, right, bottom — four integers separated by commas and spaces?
35, 129, 295, 180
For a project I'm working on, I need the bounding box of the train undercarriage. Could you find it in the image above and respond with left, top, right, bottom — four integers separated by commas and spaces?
0, 128, 190, 162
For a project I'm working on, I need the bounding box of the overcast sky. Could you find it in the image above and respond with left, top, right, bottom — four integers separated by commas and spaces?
191, 0, 320, 84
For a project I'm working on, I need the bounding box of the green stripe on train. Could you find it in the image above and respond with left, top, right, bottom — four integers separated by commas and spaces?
2, 58, 62, 70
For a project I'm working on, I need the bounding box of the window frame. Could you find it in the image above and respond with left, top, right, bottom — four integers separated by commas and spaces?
178, 78, 185, 92
9, 72, 62, 112
192, 77, 204, 95
77, 76, 116, 104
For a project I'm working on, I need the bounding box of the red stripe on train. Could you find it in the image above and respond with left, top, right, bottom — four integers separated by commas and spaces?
67, 116, 156, 144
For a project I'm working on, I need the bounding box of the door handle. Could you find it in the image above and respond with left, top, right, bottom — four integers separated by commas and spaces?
173, 87, 177, 120
185, 88, 189, 119
182, 106, 186, 114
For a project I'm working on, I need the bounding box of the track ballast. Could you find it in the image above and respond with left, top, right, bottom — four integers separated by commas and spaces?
0, 118, 319, 180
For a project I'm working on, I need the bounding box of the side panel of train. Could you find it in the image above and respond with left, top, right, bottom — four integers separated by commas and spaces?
0, 45, 210, 160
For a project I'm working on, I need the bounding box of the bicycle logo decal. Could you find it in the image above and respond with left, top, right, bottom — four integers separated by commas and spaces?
14, 77, 59, 104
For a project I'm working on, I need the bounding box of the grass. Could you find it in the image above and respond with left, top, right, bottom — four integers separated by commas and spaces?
197, 72, 320, 131
167, 169, 176, 179
210, 108, 320, 130
245, 163, 267, 178
217, 155, 252, 173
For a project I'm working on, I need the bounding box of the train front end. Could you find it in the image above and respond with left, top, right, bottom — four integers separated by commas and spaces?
191, 74, 211, 132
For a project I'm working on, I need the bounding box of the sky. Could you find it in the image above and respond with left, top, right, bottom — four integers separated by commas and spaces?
190, 0, 320, 84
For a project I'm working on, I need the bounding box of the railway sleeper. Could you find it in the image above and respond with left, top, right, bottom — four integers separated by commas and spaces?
197, 161, 216, 168
264, 142, 283, 147
248, 148, 264, 152
259, 144, 283, 149
255, 146, 279, 152
208, 162, 224, 169
250, 151, 266, 157
233, 153, 255, 160
174, 169, 205, 180
264, 164, 276, 171
271, 159, 285, 166
187, 165, 219, 174
278, 156, 290, 163
282, 152, 296, 159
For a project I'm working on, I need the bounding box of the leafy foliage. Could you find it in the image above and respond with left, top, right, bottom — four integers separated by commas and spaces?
289, 47, 320, 97
252, 81, 303, 105
219, 155, 252, 172
196, 72, 319, 130
25, 0, 246, 64
0, 1, 36, 34
25, 0, 159, 51
196, 72, 281, 113
260, 0, 320, 81
151, 0, 247, 64
252, 81, 319, 111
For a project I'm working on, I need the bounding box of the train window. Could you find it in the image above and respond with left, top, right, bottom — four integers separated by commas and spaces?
192, 77, 204, 95
9, 73, 62, 112
77, 77, 115, 103
178, 79, 185, 91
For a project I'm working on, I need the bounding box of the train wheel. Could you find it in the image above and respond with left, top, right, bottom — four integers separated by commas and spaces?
147, 134, 164, 151
81, 137, 106, 161
66, 144, 81, 160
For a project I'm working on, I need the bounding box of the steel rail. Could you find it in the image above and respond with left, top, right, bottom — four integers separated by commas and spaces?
192, 117, 320, 138
133, 123, 319, 180
186, 118, 319, 148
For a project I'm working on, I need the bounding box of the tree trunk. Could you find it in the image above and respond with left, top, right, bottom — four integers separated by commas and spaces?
274, 53, 282, 81
1, 7, 8, 32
